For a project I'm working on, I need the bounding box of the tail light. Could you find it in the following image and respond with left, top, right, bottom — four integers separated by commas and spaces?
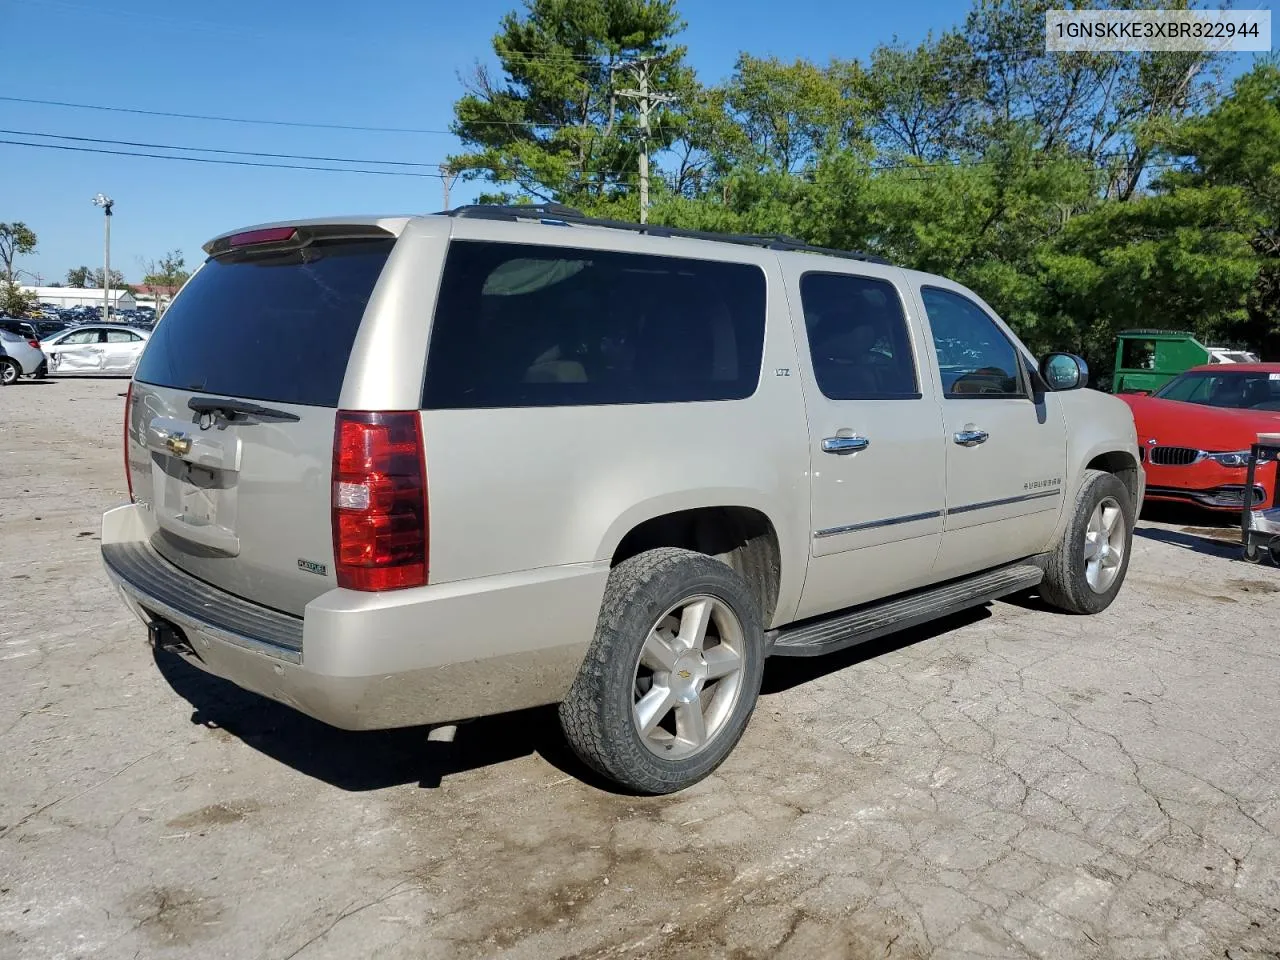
27, 339, 40, 350
331, 411, 428, 591
124, 382, 134, 502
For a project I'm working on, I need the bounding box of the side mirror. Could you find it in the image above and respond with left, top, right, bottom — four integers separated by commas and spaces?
1040, 353, 1088, 391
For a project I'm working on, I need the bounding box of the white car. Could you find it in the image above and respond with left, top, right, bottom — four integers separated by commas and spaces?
1207, 347, 1261, 364
0, 328, 47, 384
42, 325, 150, 376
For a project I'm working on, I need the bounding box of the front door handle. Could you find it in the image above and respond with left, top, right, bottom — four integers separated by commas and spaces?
822, 435, 871, 455
954, 429, 989, 447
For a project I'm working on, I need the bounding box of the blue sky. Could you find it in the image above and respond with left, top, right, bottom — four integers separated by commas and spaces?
0, 0, 1268, 283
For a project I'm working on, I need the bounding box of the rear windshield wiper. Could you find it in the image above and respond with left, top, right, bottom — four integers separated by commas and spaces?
187, 396, 301, 422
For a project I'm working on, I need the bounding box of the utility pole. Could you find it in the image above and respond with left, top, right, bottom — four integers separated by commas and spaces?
617, 57, 675, 224
440, 164, 461, 210
92, 193, 114, 320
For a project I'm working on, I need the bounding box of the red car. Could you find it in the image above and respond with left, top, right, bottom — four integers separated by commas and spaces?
1122, 364, 1280, 513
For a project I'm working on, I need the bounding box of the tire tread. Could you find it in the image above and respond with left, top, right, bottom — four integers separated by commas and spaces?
1040, 469, 1133, 614
559, 547, 764, 794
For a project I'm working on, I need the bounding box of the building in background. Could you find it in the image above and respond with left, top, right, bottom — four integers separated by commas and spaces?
129, 284, 175, 314
19, 286, 137, 311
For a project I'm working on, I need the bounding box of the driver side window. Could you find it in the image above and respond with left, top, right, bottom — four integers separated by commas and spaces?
921, 287, 1022, 398
62, 330, 100, 345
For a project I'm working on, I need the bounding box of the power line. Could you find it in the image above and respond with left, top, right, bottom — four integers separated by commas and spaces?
0, 136, 648, 191
0, 138, 443, 178
493, 48, 612, 63
0, 94, 618, 133
0, 128, 444, 168
3, 43, 1221, 143
0, 96, 458, 135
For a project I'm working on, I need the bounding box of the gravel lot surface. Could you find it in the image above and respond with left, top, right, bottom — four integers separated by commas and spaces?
2, 377, 1279, 960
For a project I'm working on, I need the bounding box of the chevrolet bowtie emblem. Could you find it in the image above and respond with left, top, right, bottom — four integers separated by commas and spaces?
166, 433, 192, 456
677, 669, 692, 679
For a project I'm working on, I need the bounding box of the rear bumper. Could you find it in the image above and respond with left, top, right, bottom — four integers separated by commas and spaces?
102, 504, 607, 730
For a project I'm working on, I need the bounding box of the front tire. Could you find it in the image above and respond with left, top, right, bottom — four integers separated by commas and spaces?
1040, 470, 1135, 614
559, 548, 766, 794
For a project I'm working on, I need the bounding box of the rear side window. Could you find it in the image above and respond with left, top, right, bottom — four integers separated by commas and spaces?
135, 238, 394, 406
799, 272, 919, 400
423, 241, 767, 409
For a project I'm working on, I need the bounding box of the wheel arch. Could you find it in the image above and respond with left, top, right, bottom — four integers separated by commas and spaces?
1084, 449, 1143, 509
1044, 440, 1143, 551
601, 495, 793, 628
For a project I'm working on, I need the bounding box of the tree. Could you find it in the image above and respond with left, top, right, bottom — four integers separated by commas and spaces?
961, 0, 1217, 196
66, 266, 93, 288
861, 31, 984, 161
0, 222, 37, 287
695, 55, 866, 177
95, 267, 126, 289
67, 266, 125, 289
449, 0, 1277, 362
1171, 62, 1280, 357
0, 282, 37, 316
142, 250, 190, 312
448, 0, 692, 211
1031, 63, 1280, 368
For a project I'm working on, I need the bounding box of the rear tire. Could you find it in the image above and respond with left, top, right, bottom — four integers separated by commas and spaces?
0, 359, 18, 385
1040, 470, 1135, 614
559, 548, 765, 794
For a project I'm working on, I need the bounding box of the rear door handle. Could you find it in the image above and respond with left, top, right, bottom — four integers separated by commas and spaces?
954, 429, 989, 447
822, 435, 870, 454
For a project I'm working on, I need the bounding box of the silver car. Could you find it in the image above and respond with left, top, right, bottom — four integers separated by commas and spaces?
102, 209, 1143, 794
42, 325, 150, 376
0, 328, 47, 384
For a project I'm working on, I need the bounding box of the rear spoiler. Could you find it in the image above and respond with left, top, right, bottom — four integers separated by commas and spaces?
204, 222, 398, 258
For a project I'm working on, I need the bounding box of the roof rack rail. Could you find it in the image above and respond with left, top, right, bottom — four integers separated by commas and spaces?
446, 203, 585, 221
439, 204, 891, 265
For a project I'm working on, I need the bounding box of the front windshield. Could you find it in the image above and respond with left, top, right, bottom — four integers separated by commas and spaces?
1154, 371, 1280, 411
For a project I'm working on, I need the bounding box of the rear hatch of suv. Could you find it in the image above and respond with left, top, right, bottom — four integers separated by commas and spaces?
126, 225, 399, 616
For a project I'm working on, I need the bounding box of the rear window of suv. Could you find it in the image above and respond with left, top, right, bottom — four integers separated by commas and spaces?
134, 238, 394, 407
423, 241, 767, 409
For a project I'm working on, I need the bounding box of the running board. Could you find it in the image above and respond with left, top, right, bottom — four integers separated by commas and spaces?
769, 562, 1045, 658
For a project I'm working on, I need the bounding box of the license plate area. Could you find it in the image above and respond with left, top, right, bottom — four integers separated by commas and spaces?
178, 463, 221, 527
148, 417, 243, 555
